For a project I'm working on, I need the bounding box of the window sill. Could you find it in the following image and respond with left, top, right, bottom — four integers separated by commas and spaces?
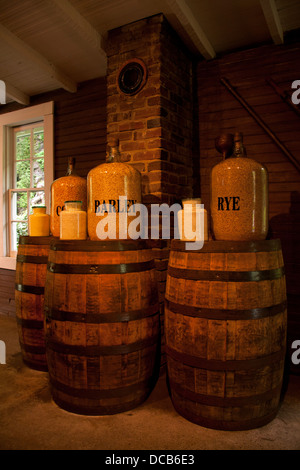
0, 257, 16, 270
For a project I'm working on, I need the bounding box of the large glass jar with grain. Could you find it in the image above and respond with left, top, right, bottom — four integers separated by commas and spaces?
87, 139, 142, 240
210, 132, 268, 241
50, 158, 87, 237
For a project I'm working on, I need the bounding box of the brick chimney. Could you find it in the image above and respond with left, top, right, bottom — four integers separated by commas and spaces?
106, 14, 197, 369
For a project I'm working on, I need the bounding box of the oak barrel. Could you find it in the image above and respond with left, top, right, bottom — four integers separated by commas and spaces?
44, 239, 160, 415
15, 236, 53, 371
165, 239, 287, 430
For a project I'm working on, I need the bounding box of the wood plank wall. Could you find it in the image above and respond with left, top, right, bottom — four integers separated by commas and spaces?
0, 269, 16, 317
0, 77, 107, 178
197, 43, 300, 215
0, 77, 107, 317
197, 42, 300, 373
53, 78, 107, 178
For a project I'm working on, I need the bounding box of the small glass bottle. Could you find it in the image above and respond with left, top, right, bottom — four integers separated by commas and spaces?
210, 132, 268, 241
29, 206, 50, 236
177, 198, 208, 242
60, 201, 87, 240
87, 139, 142, 240
50, 158, 87, 237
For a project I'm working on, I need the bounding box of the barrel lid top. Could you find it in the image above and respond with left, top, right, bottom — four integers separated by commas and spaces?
171, 239, 282, 253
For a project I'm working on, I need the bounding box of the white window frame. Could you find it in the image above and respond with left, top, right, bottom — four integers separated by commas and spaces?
9, 122, 45, 257
0, 102, 54, 270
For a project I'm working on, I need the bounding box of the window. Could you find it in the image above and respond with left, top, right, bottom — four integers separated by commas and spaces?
9, 123, 45, 256
0, 102, 54, 269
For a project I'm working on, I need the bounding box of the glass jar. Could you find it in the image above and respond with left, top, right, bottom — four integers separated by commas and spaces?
177, 198, 208, 242
60, 201, 87, 240
210, 132, 268, 241
29, 206, 50, 236
50, 158, 87, 237
87, 139, 142, 240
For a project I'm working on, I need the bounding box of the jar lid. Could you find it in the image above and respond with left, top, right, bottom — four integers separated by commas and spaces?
182, 198, 202, 203
32, 205, 46, 208
64, 200, 82, 203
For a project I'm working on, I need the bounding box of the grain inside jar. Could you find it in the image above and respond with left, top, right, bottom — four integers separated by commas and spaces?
50, 158, 87, 237
87, 139, 142, 240
60, 201, 87, 240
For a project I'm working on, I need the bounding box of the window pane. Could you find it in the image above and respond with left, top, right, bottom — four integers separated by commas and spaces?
16, 160, 31, 189
15, 130, 31, 160
11, 222, 28, 254
11, 191, 28, 221
29, 191, 45, 211
33, 158, 44, 188
34, 127, 44, 158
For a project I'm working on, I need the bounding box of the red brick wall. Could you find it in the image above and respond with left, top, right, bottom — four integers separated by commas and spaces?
106, 14, 195, 204
106, 14, 197, 369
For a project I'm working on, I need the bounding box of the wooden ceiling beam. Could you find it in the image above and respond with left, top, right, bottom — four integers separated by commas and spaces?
50, 0, 106, 57
165, 0, 216, 59
260, 0, 284, 44
0, 22, 77, 93
5, 81, 30, 106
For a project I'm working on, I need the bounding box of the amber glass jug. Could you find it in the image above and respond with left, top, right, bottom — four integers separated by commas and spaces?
50, 158, 87, 237
87, 139, 142, 240
210, 132, 268, 241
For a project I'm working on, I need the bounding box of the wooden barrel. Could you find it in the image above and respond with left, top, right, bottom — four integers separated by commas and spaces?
165, 239, 287, 431
15, 236, 53, 371
44, 239, 160, 415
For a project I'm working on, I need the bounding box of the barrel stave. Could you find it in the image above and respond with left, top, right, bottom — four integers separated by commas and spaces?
15, 236, 52, 371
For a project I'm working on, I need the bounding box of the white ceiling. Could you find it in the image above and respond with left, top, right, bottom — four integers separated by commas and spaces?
0, 0, 300, 105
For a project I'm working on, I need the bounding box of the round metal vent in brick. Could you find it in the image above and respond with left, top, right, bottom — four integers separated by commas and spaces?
117, 59, 147, 95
